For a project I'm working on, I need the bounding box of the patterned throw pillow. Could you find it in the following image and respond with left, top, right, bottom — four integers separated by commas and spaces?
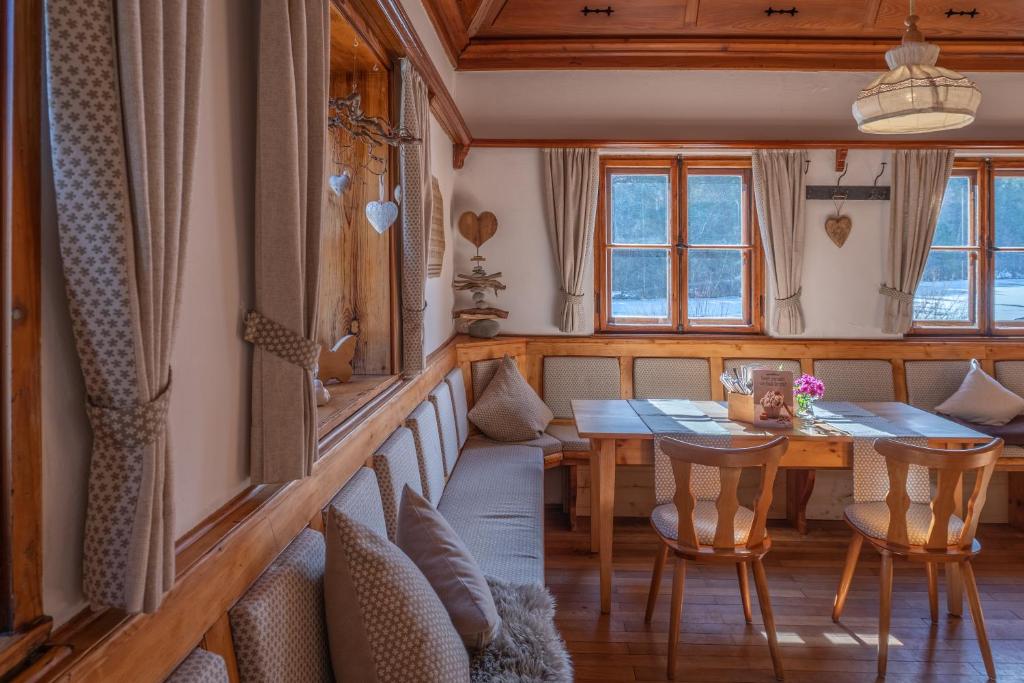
324, 509, 470, 683
397, 486, 501, 650
936, 359, 1024, 426
468, 355, 553, 442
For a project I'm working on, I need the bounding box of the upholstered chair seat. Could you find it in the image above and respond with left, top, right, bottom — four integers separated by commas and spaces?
650, 501, 755, 545
845, 501, 964, 546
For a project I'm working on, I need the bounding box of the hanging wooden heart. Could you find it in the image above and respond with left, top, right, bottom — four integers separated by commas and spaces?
825, 215, 852, 248
457, 211, 498, 247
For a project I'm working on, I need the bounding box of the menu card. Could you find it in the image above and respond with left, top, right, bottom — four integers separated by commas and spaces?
752, 369, 795, 428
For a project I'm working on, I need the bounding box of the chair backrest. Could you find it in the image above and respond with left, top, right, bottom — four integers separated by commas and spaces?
873, 438, 1002, 551
659, 436, 788, 551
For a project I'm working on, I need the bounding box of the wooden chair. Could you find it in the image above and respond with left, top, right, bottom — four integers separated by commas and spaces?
644, 435, 788, 681
832, 437, 1003, 679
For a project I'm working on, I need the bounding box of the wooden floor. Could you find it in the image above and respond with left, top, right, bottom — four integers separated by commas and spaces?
545, 512, 1024, 683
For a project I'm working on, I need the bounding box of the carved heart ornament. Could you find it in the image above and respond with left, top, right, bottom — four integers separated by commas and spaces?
365, 199, 398, 234
457, 211, 498, 247
825, 215, 852, 248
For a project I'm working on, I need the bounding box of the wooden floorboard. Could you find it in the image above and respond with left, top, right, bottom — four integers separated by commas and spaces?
545, 512, 1024, 682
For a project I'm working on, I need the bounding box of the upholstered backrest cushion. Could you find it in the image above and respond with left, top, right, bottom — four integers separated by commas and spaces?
724, 358, 802, 379
166, 649, 229, 683
471, 358, 501, 403
405, 402, 448, 505
936, 359, 1024, 426
371, 427, 423, 540
324, 509, 471, 683
444, 368, 470, 448
397, 486, 501, 650
633, 358, 712, 399
813, 360, 896, 402
428, 382, 460, 476
905, 360, 971, 411
543, 356, 620, 419
326, 467, 388, 540
229, 529, 331, 683
996, 361, 1024, 399
469, 355, 554, 442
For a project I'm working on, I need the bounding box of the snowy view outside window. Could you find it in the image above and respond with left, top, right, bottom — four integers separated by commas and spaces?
608, 170, 750, 325
913, 174, 1024, 324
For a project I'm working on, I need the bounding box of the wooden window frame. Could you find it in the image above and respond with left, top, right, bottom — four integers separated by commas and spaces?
595, 156, 763, 334
911, 158, 1024, 337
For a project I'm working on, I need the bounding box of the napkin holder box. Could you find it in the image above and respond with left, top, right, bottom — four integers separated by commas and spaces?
727, 391, 755, 424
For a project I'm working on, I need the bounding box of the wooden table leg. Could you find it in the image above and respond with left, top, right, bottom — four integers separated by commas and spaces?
598, 438, 616, 614
589, 455, 601, 553
786, 469, 816, 534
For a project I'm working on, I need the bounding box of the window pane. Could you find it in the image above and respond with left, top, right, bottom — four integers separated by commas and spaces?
687, 249, 743, 320
995, 176, 1024, 247
932, 176, 972, 247
610, 249, 670, 321
687, 175, 743, 245
994, 252, 1024, 323
913, 250, 971, 322
610, 174, 670, 245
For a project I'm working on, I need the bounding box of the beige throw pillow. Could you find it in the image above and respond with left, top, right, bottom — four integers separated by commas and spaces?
324, 508, 470, 683
936, 359, 1024, 426
468, 355, 553, 441
397, 486, 501, 650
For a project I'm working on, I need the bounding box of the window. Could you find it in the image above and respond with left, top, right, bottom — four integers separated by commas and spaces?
596, 158, 762, 333
912, 159, 1024, 335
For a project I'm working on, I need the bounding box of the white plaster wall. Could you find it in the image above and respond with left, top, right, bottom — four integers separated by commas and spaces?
41, 0, 257, 626
424, 113, 457, 353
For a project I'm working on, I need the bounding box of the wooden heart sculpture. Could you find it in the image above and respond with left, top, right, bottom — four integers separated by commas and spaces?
458, 211, 498, 247
825, 215, 852, 248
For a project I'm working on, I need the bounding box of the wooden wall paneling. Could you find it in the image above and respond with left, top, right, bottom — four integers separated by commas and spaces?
618, 356, 634, 399
1, 0, 46, 659
683, 0, 700, 27
467, 0, 508, 37
44, 342, 457, 682
891, 358, 908, 402
1009, 472, 1024, 530
709, 356, 725, 400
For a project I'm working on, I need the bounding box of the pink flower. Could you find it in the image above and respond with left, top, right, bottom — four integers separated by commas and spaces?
794, 374, 825, 399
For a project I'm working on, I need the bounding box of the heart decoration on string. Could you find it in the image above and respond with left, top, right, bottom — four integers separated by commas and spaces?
328, 171, 351, 197
457, 211, 498, 250
825, 215, 852, 248
365, 175, 398, 234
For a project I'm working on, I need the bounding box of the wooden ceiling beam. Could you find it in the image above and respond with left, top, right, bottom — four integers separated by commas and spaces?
470, 138, 1024, 151
864, 0, 883, 27
456, 37, 1024, 71
417, 0, 468, 67
468, 0, 508, 37
684, 0, 700, 28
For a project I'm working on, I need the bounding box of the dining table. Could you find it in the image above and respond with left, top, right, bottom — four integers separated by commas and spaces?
571, 398, 997, 614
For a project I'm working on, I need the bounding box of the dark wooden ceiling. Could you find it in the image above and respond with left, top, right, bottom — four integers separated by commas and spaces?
421, 0, 1024, 70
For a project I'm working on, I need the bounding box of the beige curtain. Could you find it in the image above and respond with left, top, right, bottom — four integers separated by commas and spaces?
45, 0, 205, 612
880, 149, 956, 334
399, 59, 431, 375
543, 148, 600, 334
248, 0, 329, 482
751, 150, 808, 335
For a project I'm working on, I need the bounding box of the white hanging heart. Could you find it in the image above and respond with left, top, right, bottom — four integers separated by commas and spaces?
394, 185, 402, 205
365, 200, 398, 234
328, 171, 351, 196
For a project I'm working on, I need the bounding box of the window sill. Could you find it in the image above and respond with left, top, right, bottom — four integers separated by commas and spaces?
316, 374, 401, 440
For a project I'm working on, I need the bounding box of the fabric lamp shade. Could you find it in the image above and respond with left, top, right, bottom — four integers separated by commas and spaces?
853, 42, 981, 134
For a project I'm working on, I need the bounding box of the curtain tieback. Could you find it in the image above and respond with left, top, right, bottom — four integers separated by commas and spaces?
775, 289, 802, 310
87, 380, 171, 449
878, 285, 915, 305
564, 292, 585, 303
244, 310, 320, 371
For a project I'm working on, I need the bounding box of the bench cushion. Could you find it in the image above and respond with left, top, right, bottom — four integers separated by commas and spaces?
543, 356, 619, 419
439, 442, 545, 586
406, 402, 448, 505
326, 467, 388, 540
545, 423, 591, 452
325, 510, 470, 683
166, 649, 229, 683
467, 432, 561, 456
444, 368, 470, 448
906, 360, 971, 411
845, 502, 963, 545
372, 427, 423, 540
633, 358, 711, 400
945, 414, 1024, 446
813, 360, 895, 402
229, 529, 331, 683
428, 382, 460, 476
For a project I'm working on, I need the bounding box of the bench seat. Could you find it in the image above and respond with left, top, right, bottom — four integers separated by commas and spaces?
438, 441, 545, 586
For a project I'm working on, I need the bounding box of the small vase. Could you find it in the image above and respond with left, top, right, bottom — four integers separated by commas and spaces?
796, 394, 817, 419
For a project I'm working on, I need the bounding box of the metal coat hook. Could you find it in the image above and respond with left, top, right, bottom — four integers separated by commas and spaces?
803, 159, 811, 175
872, 162, 887, 187
832, 163, 849, 200
868, 161, 888, 200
